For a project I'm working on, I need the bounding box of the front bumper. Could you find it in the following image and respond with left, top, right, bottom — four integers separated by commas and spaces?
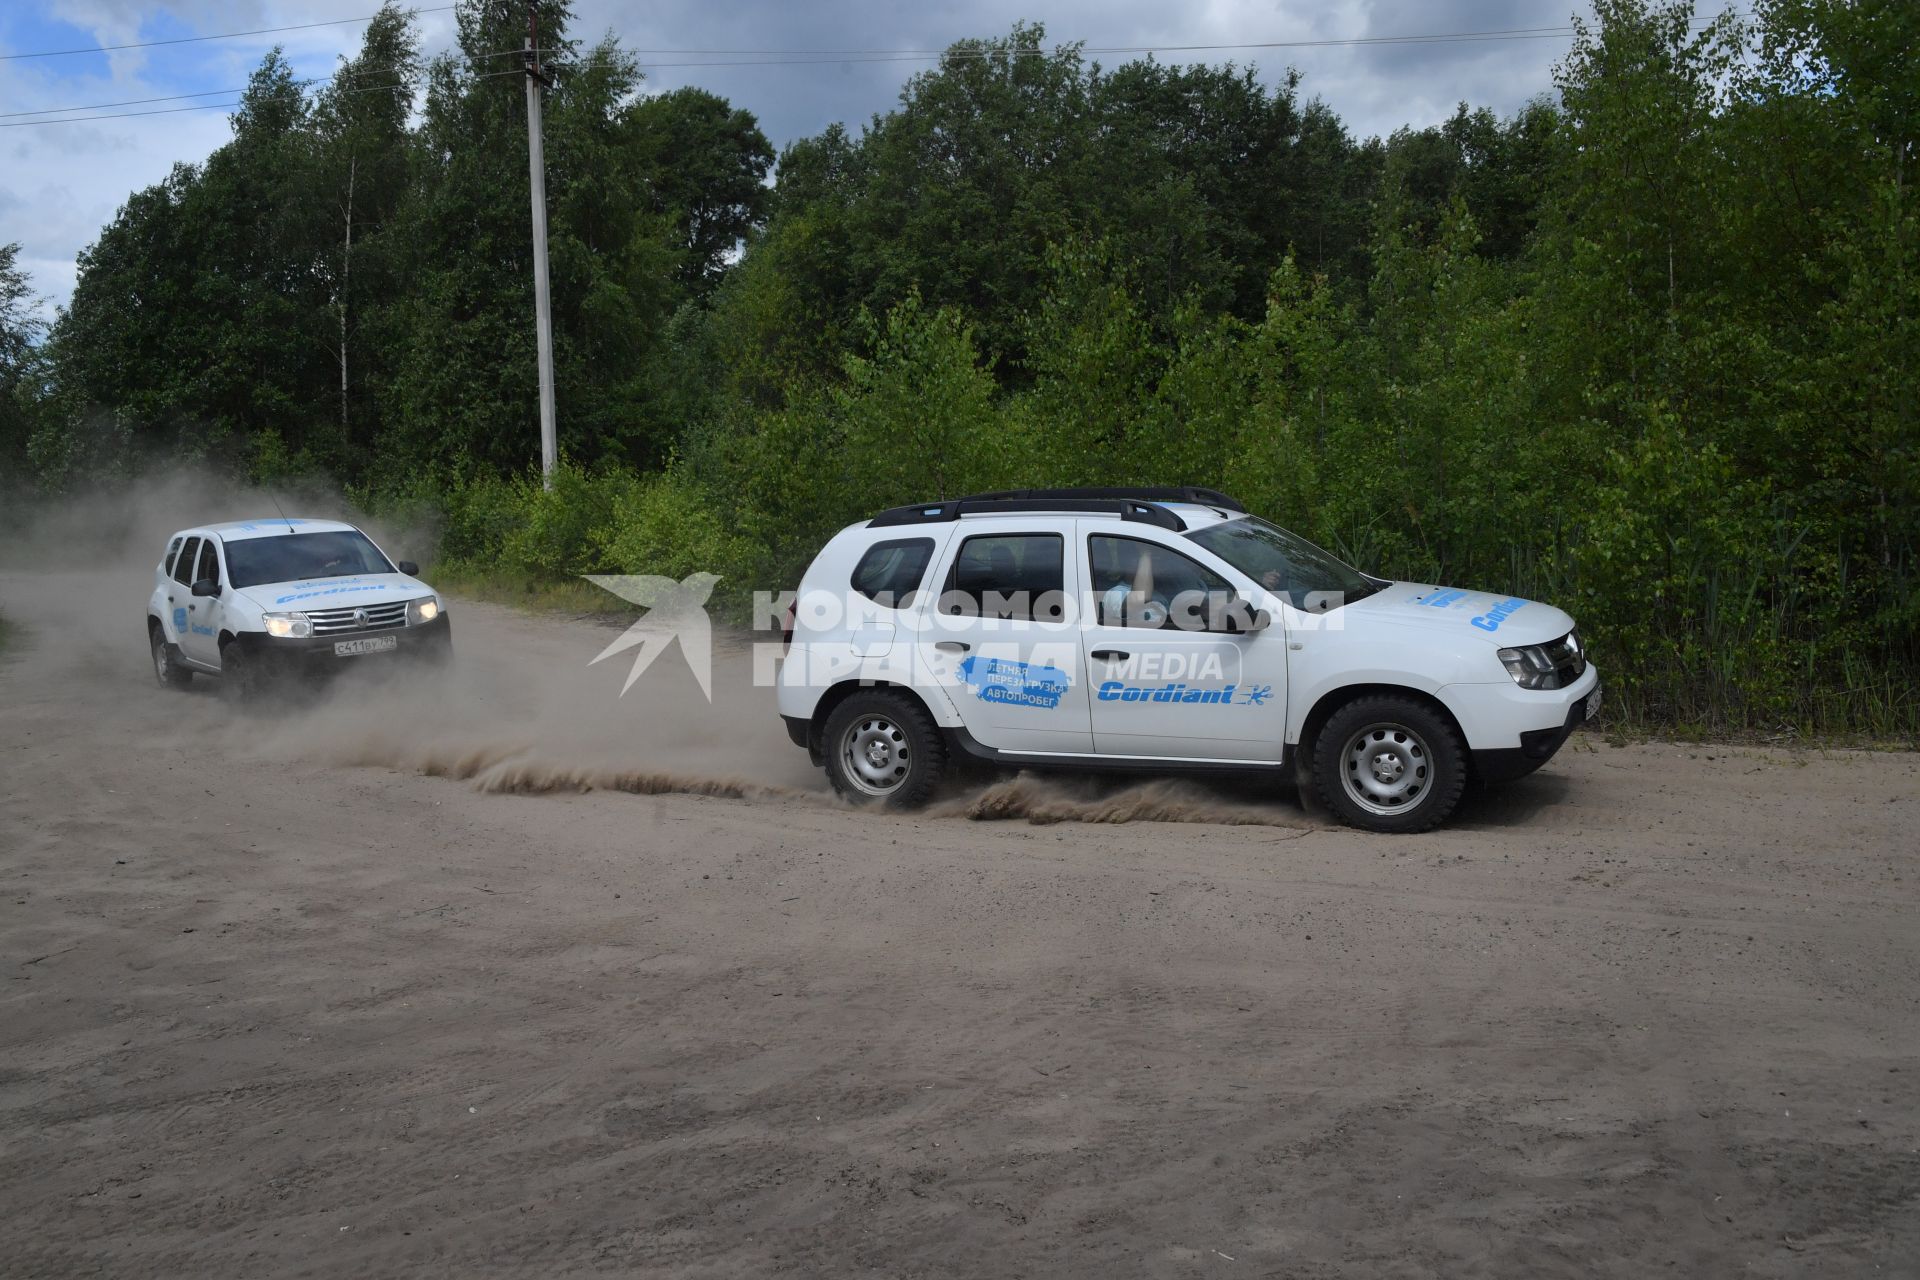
1467, 673, 1600, 783
231, 613, 452, 674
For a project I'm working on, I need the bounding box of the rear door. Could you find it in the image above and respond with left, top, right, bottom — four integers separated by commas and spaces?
153, 534, 184, 627
914, 520, 1093, 755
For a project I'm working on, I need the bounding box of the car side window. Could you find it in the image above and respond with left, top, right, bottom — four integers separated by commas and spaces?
172, 537, 201, 588
196, 539, 221, 587
850, 538, 935, 609
940, 533, 1065, 622
163, 536, 183, 575
1089, 534, 1234, 630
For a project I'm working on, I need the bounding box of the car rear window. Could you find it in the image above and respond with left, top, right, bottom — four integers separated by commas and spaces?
941, 533, 1065, 621
225, 531, 394, 589
172, 537, 201, 588
850, 538, 935, 608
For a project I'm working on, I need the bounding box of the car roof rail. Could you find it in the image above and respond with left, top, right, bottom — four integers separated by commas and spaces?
960, 486, 1246, 513
869, 496, 1192, 532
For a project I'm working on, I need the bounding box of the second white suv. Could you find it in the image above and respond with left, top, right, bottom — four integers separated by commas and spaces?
776, 488, 1598, 832
145, 517, 450, 699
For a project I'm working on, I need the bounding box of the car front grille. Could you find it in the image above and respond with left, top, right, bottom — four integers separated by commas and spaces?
306, 601, 409, 635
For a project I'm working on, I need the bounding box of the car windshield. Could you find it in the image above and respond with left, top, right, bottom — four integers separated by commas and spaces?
225, 531, 394, 588
1185, 516, 1381, 611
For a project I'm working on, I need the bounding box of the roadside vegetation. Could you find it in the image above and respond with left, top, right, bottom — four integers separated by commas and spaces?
0, 0, 1913, 737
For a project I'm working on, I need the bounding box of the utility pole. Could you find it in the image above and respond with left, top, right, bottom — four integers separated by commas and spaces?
524, 12, 557, 488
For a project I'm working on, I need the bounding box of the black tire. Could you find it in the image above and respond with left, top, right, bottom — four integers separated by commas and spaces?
220, 640, 263, 704
821, 690, 947, 809
150, 624, 192, 690
1311, 694, 1467, 834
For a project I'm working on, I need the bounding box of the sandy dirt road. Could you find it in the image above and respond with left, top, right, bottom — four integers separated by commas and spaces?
2, 567, 1917, 1278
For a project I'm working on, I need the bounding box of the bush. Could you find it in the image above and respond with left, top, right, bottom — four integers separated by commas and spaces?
599, 471, 757, 595
498, 464, 636, 578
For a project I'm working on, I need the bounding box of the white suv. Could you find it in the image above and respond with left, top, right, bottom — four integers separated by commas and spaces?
146, 518, 450, 698
776, 488, 1599, 832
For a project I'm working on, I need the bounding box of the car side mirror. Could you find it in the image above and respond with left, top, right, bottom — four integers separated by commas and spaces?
191, 579, 220, 598
397, 560, 419, 576
1222, 599, 1272, 633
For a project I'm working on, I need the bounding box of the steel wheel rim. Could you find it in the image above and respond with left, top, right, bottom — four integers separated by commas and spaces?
1340, 721, 1432, 816
153, 636, 170, 682
840, 715, 911, 797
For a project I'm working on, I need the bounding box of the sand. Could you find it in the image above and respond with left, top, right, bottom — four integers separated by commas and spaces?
3, 567, 1916, 1277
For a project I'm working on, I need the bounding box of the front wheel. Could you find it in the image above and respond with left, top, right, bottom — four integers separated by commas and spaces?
220, 640, 264, 704
1311, 694, 1467, 833
822, 691, 947, 809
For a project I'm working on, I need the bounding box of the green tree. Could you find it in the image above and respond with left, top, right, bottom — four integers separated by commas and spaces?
625, 87, 774, 293
309, 3, 423, 470
0, 244, 45, 483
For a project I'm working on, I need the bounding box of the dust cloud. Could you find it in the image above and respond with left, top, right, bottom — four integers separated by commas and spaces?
935, 772, 1318, 828
2, 471, 1315, 827
0, 465, 440, 577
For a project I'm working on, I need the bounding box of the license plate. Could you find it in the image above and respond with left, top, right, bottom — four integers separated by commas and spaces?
334, 635, 398, 657
1585, 685, 1602, 720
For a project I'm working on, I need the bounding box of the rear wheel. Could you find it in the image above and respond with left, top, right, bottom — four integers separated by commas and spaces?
822, 691, 947, 809
1312, 694, 1466, 833
150, 625, 192, 690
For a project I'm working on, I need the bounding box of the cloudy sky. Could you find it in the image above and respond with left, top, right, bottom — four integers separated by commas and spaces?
2, 0, 1623, 320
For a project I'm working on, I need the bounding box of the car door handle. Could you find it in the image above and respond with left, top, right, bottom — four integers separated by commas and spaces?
934, 641, 970, 653
1091, 649, 1130, 662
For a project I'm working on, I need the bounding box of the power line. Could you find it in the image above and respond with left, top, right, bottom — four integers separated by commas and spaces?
0, 49, 536, 120
0, 87, 241, 118
617, 25, 1588, 59
0, 5, 458, 62
547, 14, 1742, 71
4, 67, 420, 120
578, 13, 1744, 64
0, 99, 246, 127
0, 73, 426, 128
0, 12, 1749, 127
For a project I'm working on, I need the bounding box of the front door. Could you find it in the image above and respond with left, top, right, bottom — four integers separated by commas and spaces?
915, 522, 1093, 755
180, 537, 226, 668
1078, 527, 1289, 762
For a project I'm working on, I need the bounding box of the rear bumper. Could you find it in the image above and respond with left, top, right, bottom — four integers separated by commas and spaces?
231, 614, 452, 673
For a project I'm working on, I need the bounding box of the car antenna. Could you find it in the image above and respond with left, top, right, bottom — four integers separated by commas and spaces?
265, 488, 296, 535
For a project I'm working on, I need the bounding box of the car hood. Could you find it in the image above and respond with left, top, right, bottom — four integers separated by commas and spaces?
236, 573, 433, 613
1341, 580, 1574, 646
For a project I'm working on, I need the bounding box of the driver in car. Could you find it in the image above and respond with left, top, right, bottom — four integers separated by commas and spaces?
1099, 546, 1173, 629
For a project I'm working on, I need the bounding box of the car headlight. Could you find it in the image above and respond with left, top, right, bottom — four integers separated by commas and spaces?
408, 596, 441, 625
1498, 631, 1584, 690
263, 612, 311, 639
